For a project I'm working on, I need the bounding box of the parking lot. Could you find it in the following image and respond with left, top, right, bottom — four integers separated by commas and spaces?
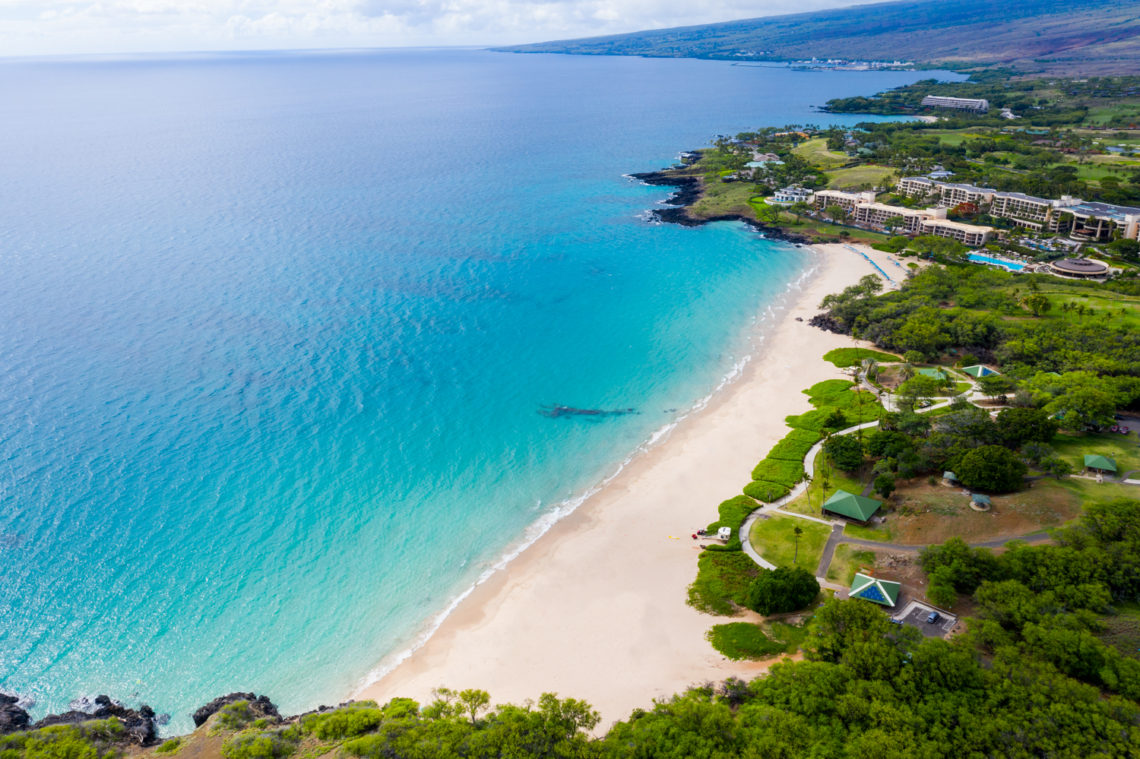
893, 600, 957, 638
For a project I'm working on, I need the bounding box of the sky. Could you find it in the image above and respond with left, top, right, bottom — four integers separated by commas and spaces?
0, 0, 870, 57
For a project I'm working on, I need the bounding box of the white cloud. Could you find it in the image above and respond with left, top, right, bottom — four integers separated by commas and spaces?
0, 0, 867, 56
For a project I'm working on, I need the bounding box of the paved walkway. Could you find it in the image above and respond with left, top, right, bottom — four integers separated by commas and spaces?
734, 369, 1069, 585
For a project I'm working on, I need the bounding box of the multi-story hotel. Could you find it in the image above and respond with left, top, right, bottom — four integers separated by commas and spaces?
851, 202, 931, 233
897, 178, 995, 208
812, 189, 876, 214
920, 95, 989, 112
920, 218, 995, 247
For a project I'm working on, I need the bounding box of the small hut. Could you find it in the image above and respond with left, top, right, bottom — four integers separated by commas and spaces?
849, 573, 901, 607
823, 490, 882, 523
970, 493, 992, 511
1084, 454, 1118, 475
943, 471, 959, 486
962, 365, 998, 378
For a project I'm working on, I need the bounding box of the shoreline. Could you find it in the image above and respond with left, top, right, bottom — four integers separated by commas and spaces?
354, 239, 898, 727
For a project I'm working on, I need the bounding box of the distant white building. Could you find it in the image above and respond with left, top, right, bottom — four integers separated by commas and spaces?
771, 186, 813, 205
921, 95, 989, 113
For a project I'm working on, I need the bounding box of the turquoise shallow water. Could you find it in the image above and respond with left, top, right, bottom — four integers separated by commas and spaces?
0, 49, 945, 730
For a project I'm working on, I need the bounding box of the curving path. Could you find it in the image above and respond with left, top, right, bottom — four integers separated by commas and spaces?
736, 368, 1065, 585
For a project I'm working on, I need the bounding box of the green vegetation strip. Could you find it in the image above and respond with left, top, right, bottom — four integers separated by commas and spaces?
705, 623, 788, 660
822, 347, 899, 367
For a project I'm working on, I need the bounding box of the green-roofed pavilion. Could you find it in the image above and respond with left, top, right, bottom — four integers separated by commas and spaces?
1084, 454, 1118, 473
962, 365, 998, 378
849, 573, 901, 607
823, 489, 882, 523
916, 367, 948, 380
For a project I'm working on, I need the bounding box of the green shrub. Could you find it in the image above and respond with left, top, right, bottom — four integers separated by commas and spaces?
214, 702, 255, 731
156, 739, 182, 755
750, 458, 804, 487
825, 348, 896, 368
767, 429, 823, 461
705, 495, 757, 550
743, 480, 791, 502
301, 703, 384, 740
0, 724, 117, 759
688, 551, 762, 615
220, 733, 296, 759
706, 623, 786, 660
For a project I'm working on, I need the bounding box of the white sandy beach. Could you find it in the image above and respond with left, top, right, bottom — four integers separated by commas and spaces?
357, 241, 903, 728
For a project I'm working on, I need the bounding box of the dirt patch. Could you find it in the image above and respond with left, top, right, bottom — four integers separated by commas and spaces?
883, 480, 1081, 544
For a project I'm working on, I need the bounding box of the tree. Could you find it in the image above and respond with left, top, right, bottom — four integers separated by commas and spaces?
1021, 293, 1052, 317
746, 567, 820, 615
897, 375, 941, 411
953, 445, 1027, 493
883, 215, 906, 234
995, 407, 1058, 448
977, 373, 1016, 402
857, 274, 883, 296
873, 473, 895, 499
793, 526, 804, 564
789, 201, 811, 224
824, 435, 864, 472
756, 202, 781, 225
824, 204, 848, 224
926, 566, 958, 608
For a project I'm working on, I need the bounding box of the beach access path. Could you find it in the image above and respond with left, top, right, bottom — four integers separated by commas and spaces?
355, 243, 902, 728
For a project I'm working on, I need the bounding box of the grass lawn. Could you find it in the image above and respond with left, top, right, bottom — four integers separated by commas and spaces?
749, 515, 830, 570
783, 451, 868, 517
826, 165, 896, 190
793, 138, 850, 170
689, 177, 758, 218
823, 347, 900, 367
886, 478, 1083, 545
844, 521, 896, 542
826, 543, 877, 584
706, 622, 787, 660
924, 129, 978, 147
1052, 431, 1140, 476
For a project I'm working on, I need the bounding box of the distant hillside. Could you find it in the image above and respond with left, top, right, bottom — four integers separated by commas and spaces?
495, 0, 1140, 75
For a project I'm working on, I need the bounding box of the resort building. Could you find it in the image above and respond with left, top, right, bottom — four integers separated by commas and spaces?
921, 95, 989, 113
988, 191, 1057, 230
852, 202, 932, 233
938, 182, 996, 209
1047, 258, 1111, 279
919, 218, 994, 246
849, 573, 901, 607
813, 189, 876, 214
897, 176, 936, 199
896, 178, 995, 208
771, 186, 813, 205
1052, 200, 1140, 242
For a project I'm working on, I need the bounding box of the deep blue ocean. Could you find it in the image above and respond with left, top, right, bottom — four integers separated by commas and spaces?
0, 48, 943, 730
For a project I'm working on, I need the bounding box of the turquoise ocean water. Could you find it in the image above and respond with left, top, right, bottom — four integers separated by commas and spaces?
0, 49, 943, 730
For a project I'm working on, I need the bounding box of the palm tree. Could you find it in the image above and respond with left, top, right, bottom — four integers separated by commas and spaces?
793, 526, 804, 565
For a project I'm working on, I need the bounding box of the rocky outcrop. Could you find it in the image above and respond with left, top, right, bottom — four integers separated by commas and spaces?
34, 695, 159, 745
0, 694, 30, 734
191, 693, 279, 728
629, 168, 811, 244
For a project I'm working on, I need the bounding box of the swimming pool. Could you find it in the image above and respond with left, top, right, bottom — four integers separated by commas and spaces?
968, 253, 1025, 272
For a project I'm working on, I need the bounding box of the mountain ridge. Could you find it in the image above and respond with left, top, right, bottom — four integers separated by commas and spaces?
495, 0, 1140, 75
